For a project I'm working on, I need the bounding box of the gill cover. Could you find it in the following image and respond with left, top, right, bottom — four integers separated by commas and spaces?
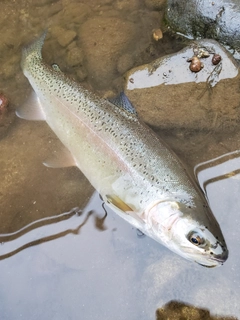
146, 200, 228, 267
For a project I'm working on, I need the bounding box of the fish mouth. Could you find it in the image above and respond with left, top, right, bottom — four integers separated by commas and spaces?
196, 252, 228, 268
197, 263, 218, 268
211, 249, 229, 263
196, 259, 222, 268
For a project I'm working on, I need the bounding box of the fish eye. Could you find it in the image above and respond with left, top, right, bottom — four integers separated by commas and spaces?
188, 232, 205, 246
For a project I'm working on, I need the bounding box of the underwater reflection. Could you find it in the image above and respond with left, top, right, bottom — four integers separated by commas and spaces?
0, 185, 239, 319
156, 300, 237, 320
195, 150, 240, 192
0, 194, 107, 260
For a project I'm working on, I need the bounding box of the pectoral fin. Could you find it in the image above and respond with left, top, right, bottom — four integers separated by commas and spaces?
106, 194, 133, 212
105, 194, 144, 225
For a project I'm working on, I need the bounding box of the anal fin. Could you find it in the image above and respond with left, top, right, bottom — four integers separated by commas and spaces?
43, 147, 77, 168
16, 90, 46, 121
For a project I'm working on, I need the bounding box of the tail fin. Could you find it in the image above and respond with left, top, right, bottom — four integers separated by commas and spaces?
21, 30, 47, 70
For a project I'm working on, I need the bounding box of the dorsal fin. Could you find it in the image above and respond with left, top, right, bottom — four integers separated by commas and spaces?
108, 92, 137, 116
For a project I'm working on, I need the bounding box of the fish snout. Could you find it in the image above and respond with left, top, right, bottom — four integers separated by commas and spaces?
212, 247, 229, 264
197, 243, 229, 268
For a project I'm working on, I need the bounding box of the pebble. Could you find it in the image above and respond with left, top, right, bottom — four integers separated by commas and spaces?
67, 47, 84, 67
0, 93, 9, 114
50, 26, 77, 47
58, 30, 77, 47
152, 28, 163, 41
76, 67, 88, 82
212, 53, 222, 65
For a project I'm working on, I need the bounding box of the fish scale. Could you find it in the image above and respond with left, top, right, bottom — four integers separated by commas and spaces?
24, 59, 191, 207
17, 32, 228, 267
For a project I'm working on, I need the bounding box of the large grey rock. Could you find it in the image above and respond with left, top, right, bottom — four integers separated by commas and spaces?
125, 39, 240, 131
166, 0, 240, 56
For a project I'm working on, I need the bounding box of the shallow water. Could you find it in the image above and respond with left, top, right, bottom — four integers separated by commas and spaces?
0, 1, 240, 319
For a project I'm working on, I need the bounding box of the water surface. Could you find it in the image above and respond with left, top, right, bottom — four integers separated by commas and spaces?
0, 1, 239, 319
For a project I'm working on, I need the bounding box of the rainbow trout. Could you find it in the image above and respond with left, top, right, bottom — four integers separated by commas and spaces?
17, 32, 228, 267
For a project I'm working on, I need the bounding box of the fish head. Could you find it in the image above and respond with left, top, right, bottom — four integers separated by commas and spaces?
145, 200, 228, 267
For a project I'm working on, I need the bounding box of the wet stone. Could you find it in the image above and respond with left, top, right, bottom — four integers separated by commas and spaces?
35, 0, 59, 5
76, 67, 88, 82
45, 1, 62, 16
66, 47, 84, 67
79, 16, 137, 88
117, 53, 135, 74
2, 55, 20, 80
92, 0, 113, 5
0, 109, 15, 139
125, 39, 240, 131
156, 301, 212, 320
0, 93, 9, 113
114, 0, 140, 11
58, 30, 77, 48
50, 26, 77, 47
101, 0, 113, 4
144, 0, 166, 10
0, 94, 15, 139
30, 1, 62, 18
61, 3, 91, 25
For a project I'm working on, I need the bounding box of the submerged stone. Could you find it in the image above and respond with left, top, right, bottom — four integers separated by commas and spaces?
125, 39, 240, 131
79, 17, 137, 88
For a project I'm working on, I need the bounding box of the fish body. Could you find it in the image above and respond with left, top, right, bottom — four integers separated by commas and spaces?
18, 32, 228, 267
